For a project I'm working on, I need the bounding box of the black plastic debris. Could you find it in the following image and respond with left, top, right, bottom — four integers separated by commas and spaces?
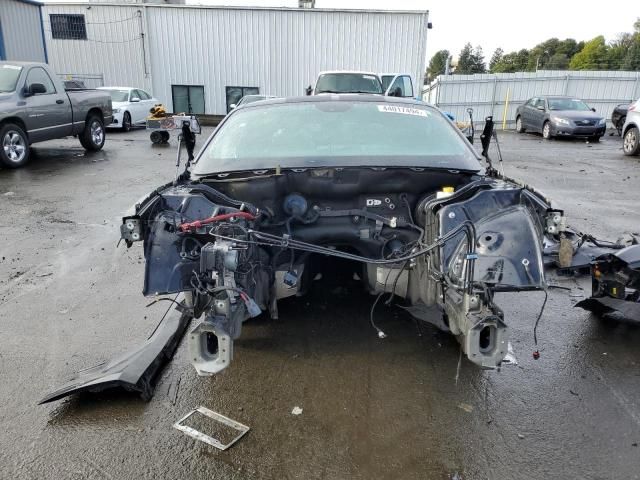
576, 245, 640, 322
40, 302, 192, 404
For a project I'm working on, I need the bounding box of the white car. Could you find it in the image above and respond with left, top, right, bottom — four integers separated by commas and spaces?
98, 87, 158, 131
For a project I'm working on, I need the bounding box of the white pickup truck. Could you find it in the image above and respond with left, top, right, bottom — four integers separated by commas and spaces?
310, 71, 415, 98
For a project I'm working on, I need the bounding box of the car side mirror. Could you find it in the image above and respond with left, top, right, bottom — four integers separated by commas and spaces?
25, 83, 47, 96
591, 107, 596, 112
131, 97, 140, 103
229, 104, 236, 110
305, 85, 312, 96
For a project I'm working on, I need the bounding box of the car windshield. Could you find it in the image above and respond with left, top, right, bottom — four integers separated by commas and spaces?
316, 74, 383, 94
105, 89, 130, 102
548, 98, 591, 111
0, 64, 23, 93
193, 101, 481, 175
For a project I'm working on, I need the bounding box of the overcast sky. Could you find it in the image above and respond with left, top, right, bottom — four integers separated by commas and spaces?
45, 0, 636, 62
185, 0, 635, 61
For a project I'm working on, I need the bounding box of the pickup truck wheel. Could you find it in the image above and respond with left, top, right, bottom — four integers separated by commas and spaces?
0, 123, 30, 168
121, 112, 132, 132
80, 115, 105, 151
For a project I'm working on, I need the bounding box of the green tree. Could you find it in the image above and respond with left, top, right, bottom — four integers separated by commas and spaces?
525, 38, 582, 70
609, 33, 635, 69
621, 18, 640, 70
426, 49, 450, 82
491, 49, 529, 73
489, 48, 504, 72
470, 46, 487, 73
546, 53, 570, 69
569, 36, 610, 70
456, 43, 474, 74
622, 41, 640, 70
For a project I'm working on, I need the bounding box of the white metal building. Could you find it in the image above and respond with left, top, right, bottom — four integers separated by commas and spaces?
0, 0, 47, 62
41, 2, 429, 115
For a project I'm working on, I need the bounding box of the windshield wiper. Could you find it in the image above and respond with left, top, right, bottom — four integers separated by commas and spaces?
315, 89, 342, 94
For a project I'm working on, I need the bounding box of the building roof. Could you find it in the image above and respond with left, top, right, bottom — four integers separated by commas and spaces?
12, 0, 43, 7
42, 2, 427, 14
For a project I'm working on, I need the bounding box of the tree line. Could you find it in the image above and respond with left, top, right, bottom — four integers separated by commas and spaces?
426, 19, 640, 82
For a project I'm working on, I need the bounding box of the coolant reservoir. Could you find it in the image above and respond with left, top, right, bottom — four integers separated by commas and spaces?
436, 186, 455, 199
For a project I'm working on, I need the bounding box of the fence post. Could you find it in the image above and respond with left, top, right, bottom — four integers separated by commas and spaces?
490, 75, 498, 116
635, 72, 640, 100
564, 73, 570, 95
501, 88, 511, 130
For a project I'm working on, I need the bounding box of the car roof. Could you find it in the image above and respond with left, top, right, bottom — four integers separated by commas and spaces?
317, 70, 379, 76
0, 61, 42, 67
98, 87, 135, 91
540, 95, 578, 99
236, 94, 428, 109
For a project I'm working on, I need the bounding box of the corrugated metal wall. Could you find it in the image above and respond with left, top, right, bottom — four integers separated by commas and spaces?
423, 70, 640, 128
42, 4, 149, 90
42, 3, 428, 114
0, 0, 46, 62
147, 6, 428, 114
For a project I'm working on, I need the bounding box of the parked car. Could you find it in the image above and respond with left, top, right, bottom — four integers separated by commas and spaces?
515, 96, 606, 141
312, 71, 384, 95
612, 103, 630, 136
229, 94, 277, 110
98, 87, 158, 132
0, 61, 112, 169
621, 99, 640, 156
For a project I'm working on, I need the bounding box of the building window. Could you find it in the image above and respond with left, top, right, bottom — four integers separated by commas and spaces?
225, 86, 259, 113
172, 85, 205, 114
50, 14, 87, 40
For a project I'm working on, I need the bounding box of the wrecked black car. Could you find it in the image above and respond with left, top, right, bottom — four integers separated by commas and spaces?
42, 95, 571, 403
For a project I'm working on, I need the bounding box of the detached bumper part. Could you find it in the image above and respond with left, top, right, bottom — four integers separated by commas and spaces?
40, 299, 192, 404
576, 245, 640, 322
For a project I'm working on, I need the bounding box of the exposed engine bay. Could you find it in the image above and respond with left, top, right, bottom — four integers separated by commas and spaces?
118, 166, 561, 375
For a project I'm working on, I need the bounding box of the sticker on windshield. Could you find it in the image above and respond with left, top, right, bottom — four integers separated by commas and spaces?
363, 75, 377, 80
2, 65, 21, 70
377, 105, 428, 117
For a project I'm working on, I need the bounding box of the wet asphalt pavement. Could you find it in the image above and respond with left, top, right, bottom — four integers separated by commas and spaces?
0, 128, 639, 479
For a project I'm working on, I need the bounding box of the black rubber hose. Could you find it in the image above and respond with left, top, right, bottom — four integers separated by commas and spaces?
187, 183, 258, 215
